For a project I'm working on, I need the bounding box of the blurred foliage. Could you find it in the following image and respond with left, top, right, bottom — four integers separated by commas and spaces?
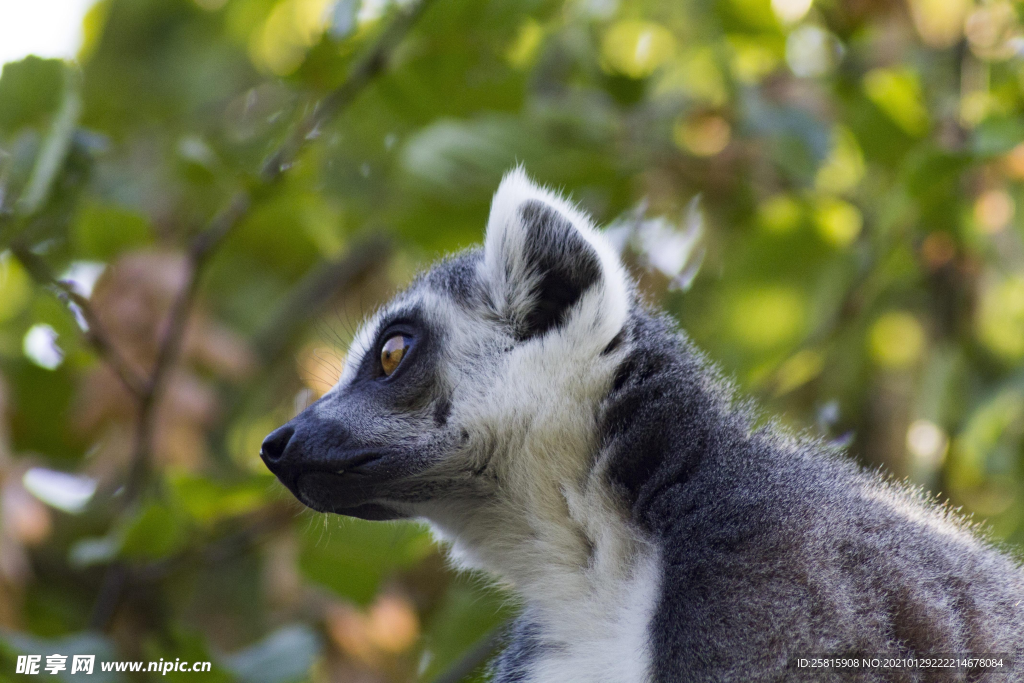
1, 0, 1024, 680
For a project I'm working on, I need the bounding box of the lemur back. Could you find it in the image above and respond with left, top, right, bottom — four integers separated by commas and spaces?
542, 310, 1024, 681
262, 169, 1024, 683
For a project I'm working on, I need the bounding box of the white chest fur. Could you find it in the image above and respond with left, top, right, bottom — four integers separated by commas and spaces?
521, 548, 661, 683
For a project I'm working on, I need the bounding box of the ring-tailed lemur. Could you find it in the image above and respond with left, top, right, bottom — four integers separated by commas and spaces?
261, 169, 1024, 682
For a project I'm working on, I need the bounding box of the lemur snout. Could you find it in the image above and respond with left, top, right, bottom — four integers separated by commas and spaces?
261, 399, 420, 521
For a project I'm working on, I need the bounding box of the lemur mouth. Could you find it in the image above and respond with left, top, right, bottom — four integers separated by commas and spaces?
294, 470, 406, 521
259, 430, 413, 521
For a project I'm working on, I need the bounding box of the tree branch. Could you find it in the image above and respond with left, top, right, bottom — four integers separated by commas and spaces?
86, 0, 435, 630
122, 192, 251, 503
0, 68, 148, 397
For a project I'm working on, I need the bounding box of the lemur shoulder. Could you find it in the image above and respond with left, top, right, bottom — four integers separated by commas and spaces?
262, 169, 1024, 682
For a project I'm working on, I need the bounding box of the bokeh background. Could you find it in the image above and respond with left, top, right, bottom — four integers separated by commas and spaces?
1, 0, 1024, 680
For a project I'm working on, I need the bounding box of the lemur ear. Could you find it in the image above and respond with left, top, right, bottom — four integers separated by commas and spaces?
482, 168, 629, 342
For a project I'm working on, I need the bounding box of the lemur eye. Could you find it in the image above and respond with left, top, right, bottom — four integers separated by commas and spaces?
380, 335, 410, 376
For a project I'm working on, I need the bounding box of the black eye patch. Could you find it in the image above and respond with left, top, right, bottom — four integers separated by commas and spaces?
344, 307, 442, 411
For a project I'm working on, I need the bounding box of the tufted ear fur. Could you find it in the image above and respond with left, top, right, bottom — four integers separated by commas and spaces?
482, 168, 630, 344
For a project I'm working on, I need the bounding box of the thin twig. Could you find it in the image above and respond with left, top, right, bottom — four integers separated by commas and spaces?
125, 0, 436, 496
260, 0, 435, 183
8, 243, 148, 396
86, 563, 128, 631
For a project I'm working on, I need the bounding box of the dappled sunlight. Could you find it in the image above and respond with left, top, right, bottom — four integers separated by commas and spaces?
249, 0, 333, 75
907, 0, 971, 49
600, 20, 676, 79
812, 196, 862, 248
907, 419, 949, 470
977, 275, 1024, 362
757, 194, 802, 235
730, 287, 806, 350
770, 0, 811, 26
973, 188, 1015, 234
869, 312, 926, 370
785, 24, 839, 78
863, 68, 931, 137
673, 113, 731, 157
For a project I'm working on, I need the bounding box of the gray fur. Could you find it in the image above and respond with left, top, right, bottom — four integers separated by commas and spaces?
591, 311, 1024, 681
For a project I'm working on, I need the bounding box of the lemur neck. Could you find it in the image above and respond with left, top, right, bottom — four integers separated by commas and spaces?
435, 431, 650, 611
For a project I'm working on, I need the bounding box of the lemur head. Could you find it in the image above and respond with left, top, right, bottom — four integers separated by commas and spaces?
261, 169, 633, 573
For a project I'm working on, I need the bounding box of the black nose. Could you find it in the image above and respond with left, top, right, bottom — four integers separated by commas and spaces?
261, 425, 295, 464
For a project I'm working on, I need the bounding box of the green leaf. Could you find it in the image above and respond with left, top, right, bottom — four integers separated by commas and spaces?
298, 518, 433, 605
400, 116, 540, 199
119, 502, 189, 560
0, 631, 123, 683
72, 201, 152, 260
972, 116, 1024, 158
0, 57, 64, 133
171, 474, 273, 525
221, 625, 321, 683
0, 252, 33, 323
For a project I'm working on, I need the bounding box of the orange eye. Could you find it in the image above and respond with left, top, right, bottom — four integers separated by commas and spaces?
380, 335, 410, 376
